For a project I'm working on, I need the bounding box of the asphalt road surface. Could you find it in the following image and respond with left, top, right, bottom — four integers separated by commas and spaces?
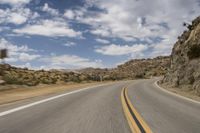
0, 78, 199, 133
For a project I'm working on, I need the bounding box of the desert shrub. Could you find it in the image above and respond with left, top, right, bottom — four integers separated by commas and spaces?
51, 78, 57, 84
187, 44, 200, 59
135, 73, 144, 79
72, 77, 81, 83
41, 79, 51, 84
3, 74, 23, 85
79, 75, 88, 81
26, 80, 39, 86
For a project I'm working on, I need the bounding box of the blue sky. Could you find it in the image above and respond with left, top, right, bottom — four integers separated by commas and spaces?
0, 0, 200, 70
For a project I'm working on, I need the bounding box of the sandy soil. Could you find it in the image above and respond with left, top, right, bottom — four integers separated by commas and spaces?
0, 82, 111, 105
160, 83, 200, 102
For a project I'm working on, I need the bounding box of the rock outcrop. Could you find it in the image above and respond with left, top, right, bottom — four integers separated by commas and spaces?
162, 16, 200, 95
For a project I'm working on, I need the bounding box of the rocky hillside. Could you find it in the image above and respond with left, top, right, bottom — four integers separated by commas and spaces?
162, 16, 200, 95
79, 56, 170, 80
0, 64, 90, 86
116, 56, 170, 79
0, 55, 170, 86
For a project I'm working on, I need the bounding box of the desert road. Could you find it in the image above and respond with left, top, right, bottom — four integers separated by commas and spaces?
0, 78, 199, 133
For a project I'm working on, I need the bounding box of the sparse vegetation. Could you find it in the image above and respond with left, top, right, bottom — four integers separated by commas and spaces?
79, 56, 170, 81
3, 74, 23, 85
0, 55, 170, 87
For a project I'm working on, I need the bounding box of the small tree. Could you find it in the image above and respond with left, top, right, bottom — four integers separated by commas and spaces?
183, 22, 192, 30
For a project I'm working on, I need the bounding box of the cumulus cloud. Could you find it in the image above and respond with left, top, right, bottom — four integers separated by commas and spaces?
84, 0, 200, 39
64, 8, 85, 20
0, 38, 39, 62
18, 53, 40, 61
42, 3, 59, 16
78, 0, 200, 57
64, 10, 75, 19
95, 38, 110, 44
95, 44, 148, 56
148, 38, 174, 57
42, 54, 103, 68
91, 28, 111, 37
0, 7, 32, 25
13, 63, 46, 70
14, 62, 32, 69
13, 19, 82, 37
1, 0, 199, 68
0, 38, 34, 53
0, 0, 31, 6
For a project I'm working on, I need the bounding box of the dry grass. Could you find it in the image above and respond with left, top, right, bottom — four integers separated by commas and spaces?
0, 82, 110, 105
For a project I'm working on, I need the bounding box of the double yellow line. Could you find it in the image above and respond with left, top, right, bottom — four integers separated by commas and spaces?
121, 88, 153, 133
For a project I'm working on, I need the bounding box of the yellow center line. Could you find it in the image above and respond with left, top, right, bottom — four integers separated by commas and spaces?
121, 87, 153, 133
121, 88, 139, 133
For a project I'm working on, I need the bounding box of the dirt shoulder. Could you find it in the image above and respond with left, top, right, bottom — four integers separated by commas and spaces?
159, 83, 200, 102
0, 81, 111, 105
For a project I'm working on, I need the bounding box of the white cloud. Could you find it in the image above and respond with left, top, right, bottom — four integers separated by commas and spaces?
0, 0, 31, 6
14, 62, 32, 69
63, 42, 76, 47
18, 53, 40, 61
91, 28, 111, 37
64, 8, 85, 20
0, 38, 39, 62
0, 38, 34, 53
148, 38, 174, 57
42, 54, 103, 68
84, 0, 200, 38
13, 19, 82, 37
95, 38, 110, 44
95, 44, 148, 56
8, 12, 27, 25
64, 10, 75, 19
0, 7, 32, 25
13, 63, 44, 70
77, 0, 200, 56
42, 3, 59, 16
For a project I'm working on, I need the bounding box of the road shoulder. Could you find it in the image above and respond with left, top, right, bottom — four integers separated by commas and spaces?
0, 82, 112, 106
155, 81, 200, 103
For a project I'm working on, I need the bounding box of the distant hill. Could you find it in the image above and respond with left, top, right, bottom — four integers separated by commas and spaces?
0, 64, 89, 86
79, 56, 170, 80
0, 56, 170, 86
162, 16, 200, 95
116, 56, 170, 78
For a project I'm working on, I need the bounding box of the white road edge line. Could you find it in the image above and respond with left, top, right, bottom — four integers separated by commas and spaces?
154, 80, 200, 104
0, 83, 110, 117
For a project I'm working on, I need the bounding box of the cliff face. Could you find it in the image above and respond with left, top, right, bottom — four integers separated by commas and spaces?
163, 16, 200, 95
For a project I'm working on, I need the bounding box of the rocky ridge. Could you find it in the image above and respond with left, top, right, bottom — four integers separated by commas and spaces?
162, 16, 200, 95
